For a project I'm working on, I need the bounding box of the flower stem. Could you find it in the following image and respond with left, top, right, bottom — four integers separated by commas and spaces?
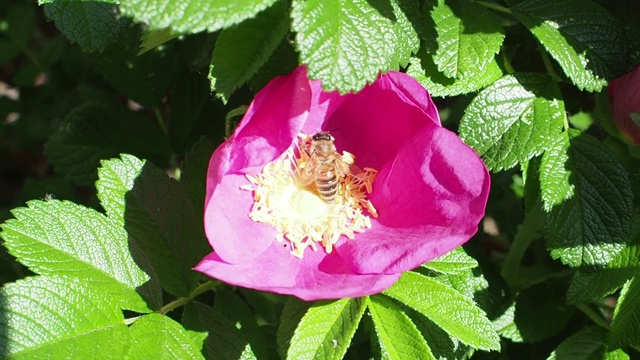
538, 45, 562, 83
190, 279, 221, 298
225, 105, 248, 138
537, 46, 570, 131
477, 1, 511, 15
158, 280, 220, 315
576, 303, 609, 329
502, 51, 515, 75
155, 108, 168, 134
501, 199, 545, 287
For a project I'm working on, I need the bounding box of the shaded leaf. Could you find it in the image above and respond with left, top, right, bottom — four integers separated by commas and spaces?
39, 0, 127, 52
96, 154, 208, 297
182, 301, 255, 360
214, 290, 269, 359
512, 0, 628, 91
210, 1, 289, 102
567, 231, 640, 304
512, 281, 575, 343
608, 276, 640, 349
548, 326, 611, 360
44, 102, 171, 186
546, 133, 633, 268
180, 137, 216, 218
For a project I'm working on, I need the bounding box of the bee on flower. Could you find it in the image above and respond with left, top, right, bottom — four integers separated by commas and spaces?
196, 67, 490, 301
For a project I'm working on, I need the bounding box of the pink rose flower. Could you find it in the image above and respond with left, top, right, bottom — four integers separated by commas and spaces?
195, 67, 490, 301
609, 65, 640, 144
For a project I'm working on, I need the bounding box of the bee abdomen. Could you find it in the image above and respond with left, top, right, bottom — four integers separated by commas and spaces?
316, 174, 338, 202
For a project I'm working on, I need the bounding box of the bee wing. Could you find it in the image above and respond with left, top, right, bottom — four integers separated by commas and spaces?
348, 162, 363, 177
333, 155, 352, 177
296, 155, 317, 186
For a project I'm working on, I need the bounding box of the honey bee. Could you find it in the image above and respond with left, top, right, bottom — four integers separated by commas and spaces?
296, 132, 351, 202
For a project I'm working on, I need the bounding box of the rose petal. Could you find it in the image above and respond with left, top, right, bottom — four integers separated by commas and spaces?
194, 242, 400, 301
337, 125, 490, 274
326, 72, 440, 171
204, 174, 276, 264
224, 67, 310, 172
609, 66, 640, 144
385, 71, 441, 126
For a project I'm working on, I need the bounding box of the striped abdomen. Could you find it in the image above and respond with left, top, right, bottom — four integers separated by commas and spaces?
315, 163, 339, 202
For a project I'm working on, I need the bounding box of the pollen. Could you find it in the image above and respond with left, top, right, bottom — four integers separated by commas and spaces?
242, 134, 378, 258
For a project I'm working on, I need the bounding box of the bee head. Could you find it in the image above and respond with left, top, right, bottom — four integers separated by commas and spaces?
312, 132, 334, 141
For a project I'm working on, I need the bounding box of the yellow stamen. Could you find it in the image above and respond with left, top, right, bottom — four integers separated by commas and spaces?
242, 134, 378, 258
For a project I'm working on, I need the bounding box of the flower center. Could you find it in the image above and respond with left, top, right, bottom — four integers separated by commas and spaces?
242, 134, 378, 258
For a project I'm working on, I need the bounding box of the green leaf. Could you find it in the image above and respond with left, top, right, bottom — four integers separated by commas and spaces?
291, 0, 419, 93
430, 0, 504, 79
547, 326, 610, 360
249, 37, 300, 93
96, 42, 180, 109
540, 131, 572, 211
494, 303, 523, 342
96, 154, 208, 297
439, 268, 490, 305
278, 298, 367, 360
138, 28, 180, 55
384, 272, 500, 351
168, 73, 214, 152
459, 73, 565, 171
511, 282, 575, 343
214, 290, 269, 360
608, 276, 640, 349
210, 1, 289, 103
422, 247, 478, 275
0, 276, 129, 358
277, 298, 312, 358
44, 102, 171, 186
605, 349, 630, 360
0, 3, 36, 64
546, 132, 633, 268
180, 137, 217, 217
605, 0, 640, 64
119, 0, 278, 33
126, 313, 206, 360
39, 0, 127, 52
567, 235, 640, 304
511, 0, 628, 92
407, 308, 469, 360
368, 296, 435, 360
0, 200, 150, 312
406, 52, 503, 98
182, 301, 255, 360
